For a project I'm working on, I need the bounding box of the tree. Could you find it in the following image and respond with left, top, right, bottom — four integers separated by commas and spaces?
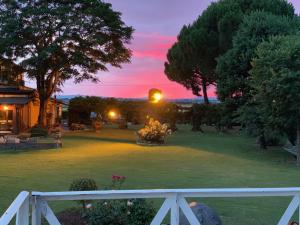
164, 0, 294, 104
0, 0, 133, 127
250, 35, 300, 164
165, 26, 216, 104
216, 11, 298, 103
216, 11, 298, 128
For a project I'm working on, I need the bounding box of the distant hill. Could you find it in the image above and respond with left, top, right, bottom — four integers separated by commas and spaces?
56, 95, 219, 105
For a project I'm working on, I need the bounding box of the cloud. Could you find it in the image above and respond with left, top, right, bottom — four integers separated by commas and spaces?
130, 32, 176, 61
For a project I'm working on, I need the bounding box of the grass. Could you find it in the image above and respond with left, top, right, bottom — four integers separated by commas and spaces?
0, 125, 299, 224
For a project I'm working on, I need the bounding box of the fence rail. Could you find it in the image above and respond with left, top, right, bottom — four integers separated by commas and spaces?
1, 188, 300, 225
0, 191, 29, 225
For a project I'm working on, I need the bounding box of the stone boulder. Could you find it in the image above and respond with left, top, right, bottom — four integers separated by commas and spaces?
180, 202, 222, 225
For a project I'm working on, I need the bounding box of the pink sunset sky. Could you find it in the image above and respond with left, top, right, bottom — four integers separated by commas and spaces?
28, 0, 300, 99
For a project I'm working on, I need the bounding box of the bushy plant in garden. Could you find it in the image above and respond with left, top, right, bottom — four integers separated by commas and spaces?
31, 125, 48, 137
69, 178, 98, 210
111, 175, 126, 189
137, 118, 171, 144
87, 199, 155, 225
87, 175, 155, 225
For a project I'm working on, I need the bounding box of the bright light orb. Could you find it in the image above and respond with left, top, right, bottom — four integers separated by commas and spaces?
108, 111, 117, 119
149, 89, 163, 103
3, 105, 9, 111
153, 93, 162, 103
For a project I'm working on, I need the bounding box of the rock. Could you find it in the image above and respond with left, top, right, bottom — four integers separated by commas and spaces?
6, 137, 20, 144
180, 202, 222, 225
0, 137, 6, 144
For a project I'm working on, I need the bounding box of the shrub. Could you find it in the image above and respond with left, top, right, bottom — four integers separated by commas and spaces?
69, 178, 98, 210
137, 118, 170, 144
31, 125, 48, 137
111, 175, 126, 189
191, 104, 226, 132
87, 199, 155, 225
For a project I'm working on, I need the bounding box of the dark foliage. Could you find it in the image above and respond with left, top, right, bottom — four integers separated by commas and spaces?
87, 199, 155, 225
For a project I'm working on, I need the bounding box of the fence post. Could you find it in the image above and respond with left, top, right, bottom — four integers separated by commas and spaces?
16, 195, 29, 225
170, 194, 180, 225
278, 196, 300, 225
31, 196, 41, 225
298, 195, 300, 223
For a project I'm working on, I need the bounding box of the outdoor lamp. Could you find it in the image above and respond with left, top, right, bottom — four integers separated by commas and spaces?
3, 105, 9, 111
108, 110, 117, 119
148, 88, 163, 103
153, 92, 162, 102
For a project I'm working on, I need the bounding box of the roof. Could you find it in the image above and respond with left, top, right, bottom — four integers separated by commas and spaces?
0, 97, 30, 104
0, 57, 24, 73
0, 86, 35, 95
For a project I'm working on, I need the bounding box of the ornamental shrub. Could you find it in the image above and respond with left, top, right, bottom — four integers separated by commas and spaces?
31, 125, 48, 137
87, 199, 155, 225
69, 178, 98, 210
137, 118, 171, 144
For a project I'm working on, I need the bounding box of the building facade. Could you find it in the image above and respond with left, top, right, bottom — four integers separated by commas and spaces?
0, 58, 62, 134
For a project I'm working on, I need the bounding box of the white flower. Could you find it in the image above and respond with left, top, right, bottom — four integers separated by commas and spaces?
127, 200, 133, 206
86, 203, 92, 209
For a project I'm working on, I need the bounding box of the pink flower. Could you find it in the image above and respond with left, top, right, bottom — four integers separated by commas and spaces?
112, 175, 126, 181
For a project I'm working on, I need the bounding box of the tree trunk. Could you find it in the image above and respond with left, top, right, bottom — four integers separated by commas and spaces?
258, 132, 267, 150
202, 82, 209, 105
38, 96, 49, 128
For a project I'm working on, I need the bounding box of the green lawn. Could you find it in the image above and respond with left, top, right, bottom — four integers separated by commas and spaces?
0, 125, 299, 224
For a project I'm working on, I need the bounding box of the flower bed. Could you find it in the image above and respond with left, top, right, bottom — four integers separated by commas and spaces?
0, 135, 62, 151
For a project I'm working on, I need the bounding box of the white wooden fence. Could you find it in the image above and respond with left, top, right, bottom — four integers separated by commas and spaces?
1, 187, 300, 225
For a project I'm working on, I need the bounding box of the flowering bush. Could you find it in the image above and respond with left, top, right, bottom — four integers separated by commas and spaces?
86, 175, 155, 225
69, 178, 98, 210
111, 175, 126, 189
137, 118, 171, 144
87, 198, 155, 225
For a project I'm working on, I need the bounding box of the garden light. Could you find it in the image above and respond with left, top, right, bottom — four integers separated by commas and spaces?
153, 92, 162, 103
148, 88, 163, 103
108, 110, 117, 119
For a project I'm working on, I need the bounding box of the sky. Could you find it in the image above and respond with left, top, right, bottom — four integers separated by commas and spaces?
29, 0, 300, 99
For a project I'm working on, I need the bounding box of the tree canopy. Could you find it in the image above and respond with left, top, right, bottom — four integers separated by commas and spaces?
164, 25, 216, 104
250, 35, 300, 161
216, 11, 299, 102
164, 0, 294, 103
0, 0, 133, 126
251, 35, 300, 133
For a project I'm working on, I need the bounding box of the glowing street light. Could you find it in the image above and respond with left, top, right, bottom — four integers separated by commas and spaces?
3, 105, 9, 111
153, 92, 162, 103
149, 89, 163, 103
108, 110, 117, 119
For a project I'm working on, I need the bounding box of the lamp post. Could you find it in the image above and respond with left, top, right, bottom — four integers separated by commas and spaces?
147, 89, 164, 123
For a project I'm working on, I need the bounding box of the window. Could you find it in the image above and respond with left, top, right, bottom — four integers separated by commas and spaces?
0, 109, 13, 131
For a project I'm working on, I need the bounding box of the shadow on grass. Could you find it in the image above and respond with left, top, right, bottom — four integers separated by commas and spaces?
167, 129, 296, 167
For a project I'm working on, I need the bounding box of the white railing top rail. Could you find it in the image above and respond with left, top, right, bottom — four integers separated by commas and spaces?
0, 191, 29, 225
2, 188, 300, 225
32, 187, 300, 201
